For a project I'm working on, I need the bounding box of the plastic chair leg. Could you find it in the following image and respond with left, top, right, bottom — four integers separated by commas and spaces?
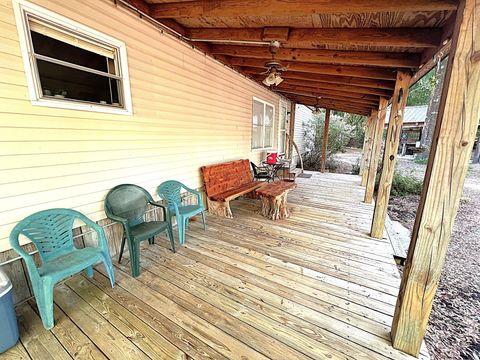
118, 234, 126, 263
101, 252, 115, 288
201, 211, 207, 230
84, 266, 94, 278
166, 225, 175, 253
177, 217, 186, 245
126, 240, 141, 278
36, 279, 54, 330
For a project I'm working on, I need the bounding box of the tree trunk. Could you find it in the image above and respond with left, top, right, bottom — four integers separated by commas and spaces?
419, 57, 448, 159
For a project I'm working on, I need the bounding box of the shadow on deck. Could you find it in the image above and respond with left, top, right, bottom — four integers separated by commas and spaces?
8, 172, 430, 360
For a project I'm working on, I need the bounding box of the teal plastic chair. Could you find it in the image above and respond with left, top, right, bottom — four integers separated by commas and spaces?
157, 180, 206, 245
9, 208, 115, 330
104, 184, 174, 278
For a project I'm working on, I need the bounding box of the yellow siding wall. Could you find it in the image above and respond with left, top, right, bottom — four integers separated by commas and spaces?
0, 0, 287, 252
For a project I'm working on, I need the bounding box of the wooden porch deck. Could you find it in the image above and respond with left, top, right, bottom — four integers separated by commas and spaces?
5, 172, 429, 360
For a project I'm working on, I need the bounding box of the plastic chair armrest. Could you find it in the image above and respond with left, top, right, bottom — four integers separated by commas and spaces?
9, 237, 39, 280
182, 186, 202, 205
75, 213, 111, 252
150, 201, 176, 220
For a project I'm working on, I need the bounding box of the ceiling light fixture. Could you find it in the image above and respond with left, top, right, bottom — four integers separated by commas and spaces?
312, 96, 322, 115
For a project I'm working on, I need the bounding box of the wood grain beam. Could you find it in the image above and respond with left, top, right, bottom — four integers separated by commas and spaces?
364, 98, 389, 203
210, 45, 420, 68
227, 57, 397, 80
274, 83, 380, 103
287, 95, 373, 115
268, 77, 393, 97
391, 0, 480, 355
151, 0, 457, 18
320, 109, 331, 173
276, 89, 379, 108
187, 27, 441, 49
241, 67, 396, 90
371, 70, 412, 238
360, 113, 376, 186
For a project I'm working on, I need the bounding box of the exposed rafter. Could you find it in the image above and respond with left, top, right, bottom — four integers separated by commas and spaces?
210, 45, 420, 68
240, 67, 396, 90
187, 28, 441, 49
151, 0, 457, 18
266, 77, 393, 97
227, 57, 398, 80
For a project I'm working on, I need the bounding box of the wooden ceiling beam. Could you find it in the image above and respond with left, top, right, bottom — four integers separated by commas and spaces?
151, 0, 457, 18
277, 84, 379, 102
210, 45, 420, 68
241, 67, 395, 90
187, 27, 441, 49
228, 57, 398, 80
276, 89, 379, 107
251, 75, 393, 97
287, 96, 372, 115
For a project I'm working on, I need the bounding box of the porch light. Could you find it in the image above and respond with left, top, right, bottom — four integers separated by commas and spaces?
262, 71, 284, 86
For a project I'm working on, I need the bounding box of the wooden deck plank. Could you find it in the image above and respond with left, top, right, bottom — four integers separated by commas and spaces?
28, 301, 107, 360
64, 276, 186, 360
53, 284, 150, 360
16, 303, 72, 360
12, 172, 429, 360
0, 338, 31, 360
88, 270, 229, 360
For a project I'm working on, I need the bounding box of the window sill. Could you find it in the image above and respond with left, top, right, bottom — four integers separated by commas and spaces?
31, 98, 133, 116
251, 147, 276, 153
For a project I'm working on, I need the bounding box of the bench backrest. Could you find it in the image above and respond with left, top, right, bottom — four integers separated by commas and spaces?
200, 159, 253, 199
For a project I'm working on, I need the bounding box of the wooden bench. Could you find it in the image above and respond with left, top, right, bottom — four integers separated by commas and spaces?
256, 181, 297, 220
200, 159, 263, 218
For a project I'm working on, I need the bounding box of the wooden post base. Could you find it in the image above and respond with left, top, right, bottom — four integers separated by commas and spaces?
259, 191, 291, 220
206, 198, 233, 218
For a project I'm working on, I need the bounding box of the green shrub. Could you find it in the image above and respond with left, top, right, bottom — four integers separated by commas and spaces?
414, 157, 429, 165
375, 170, 423, 197
302, 111, 353, 170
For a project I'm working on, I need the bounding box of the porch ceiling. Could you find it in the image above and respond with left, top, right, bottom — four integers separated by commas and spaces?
127, 0, 458, 115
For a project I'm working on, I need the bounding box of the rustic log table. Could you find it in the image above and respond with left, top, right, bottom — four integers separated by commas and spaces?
255, 181, 297, 220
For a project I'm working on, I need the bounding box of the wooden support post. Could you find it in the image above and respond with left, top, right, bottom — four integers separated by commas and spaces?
370, 70, 412, 238
364, 97, 388, 203
391, 0, 480, 356
320, 108, 331, 172
360, 114, 375, 185
286, 102, 296, 159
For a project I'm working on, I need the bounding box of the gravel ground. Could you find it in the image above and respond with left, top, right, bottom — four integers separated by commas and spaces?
392, 159, 480, 360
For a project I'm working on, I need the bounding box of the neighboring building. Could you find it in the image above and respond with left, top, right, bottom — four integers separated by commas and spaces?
291, 104, 312, 167
385, 105, 428, 155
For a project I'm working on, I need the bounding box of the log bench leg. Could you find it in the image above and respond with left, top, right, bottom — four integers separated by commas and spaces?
259, 192, 291, 220
207, 198, 233, 218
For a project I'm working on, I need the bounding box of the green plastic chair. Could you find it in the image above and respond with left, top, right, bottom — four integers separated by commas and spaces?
9, 208, 115, 330
157, 180, 206, 245
104, 184, 174, 277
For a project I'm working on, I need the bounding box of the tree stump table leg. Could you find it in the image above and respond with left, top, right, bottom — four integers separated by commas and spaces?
259, 191, 291, 220
206, 198, 233, 218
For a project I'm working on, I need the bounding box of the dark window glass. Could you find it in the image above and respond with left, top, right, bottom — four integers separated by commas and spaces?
37, 59, 119, 105
31, 32, 110, 73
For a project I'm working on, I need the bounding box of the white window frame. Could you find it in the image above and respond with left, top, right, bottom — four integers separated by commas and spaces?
251, 97, 275, 151
277, 100, 288, 155
12, 0, 133, 115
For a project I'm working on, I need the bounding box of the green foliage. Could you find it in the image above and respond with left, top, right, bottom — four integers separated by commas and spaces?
344, 113, 367, 148
302, 111, 353, 170
414, 157, 429, 165
375, 170, 423, 197
407, 67, 436, 106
